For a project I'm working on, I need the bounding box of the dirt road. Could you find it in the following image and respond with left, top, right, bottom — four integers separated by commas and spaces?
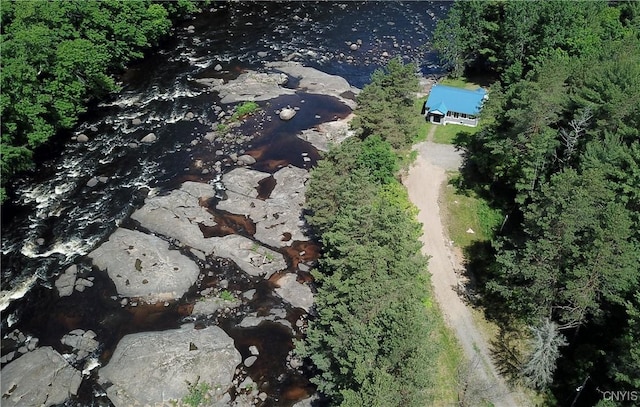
404, 141, 522, 407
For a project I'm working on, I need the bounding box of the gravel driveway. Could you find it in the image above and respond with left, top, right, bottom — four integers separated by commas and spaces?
404, 141, 525, 407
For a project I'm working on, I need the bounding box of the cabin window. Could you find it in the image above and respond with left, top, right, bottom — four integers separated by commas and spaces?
453, 112, 459, 118
460, 113, 467, 119
446, 111, 452, 117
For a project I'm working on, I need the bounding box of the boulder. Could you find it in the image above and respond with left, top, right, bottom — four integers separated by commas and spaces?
192, 295, 240, 317
140, 133, 157, 143
131, 118, 142, 126
61, 329, 99, 361
88, 228, 200, 302
98, 324, 240, 407
216, 166, 309, 248
222, 167, 270, 198
297, 117, 354, 151
211, 71, 292, 104
239, 312, 292, 332
77, 134, 89, 143
237, 154, 256, 166
243, 356, 257, 367
274, 273, 314, 311
265, 62, 360, 109
131, 181, 286, 278
293, 394, 320, 407
279, 108, 297, 121
55, 265, 78, 297
130, 182, 218, 253
211, 235, 285, 279
0, 347, 82, 407
86, 177, 99, 188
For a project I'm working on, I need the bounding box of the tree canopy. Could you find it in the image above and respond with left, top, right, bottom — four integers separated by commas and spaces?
0, 0, 198, 201
437, 0, 640, 402
299, 59, 442, 406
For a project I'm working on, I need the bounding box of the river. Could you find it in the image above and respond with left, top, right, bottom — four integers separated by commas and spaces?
1, 2, 448, 406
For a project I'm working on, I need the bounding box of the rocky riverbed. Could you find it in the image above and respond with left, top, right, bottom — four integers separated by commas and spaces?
1, 62, 356, 407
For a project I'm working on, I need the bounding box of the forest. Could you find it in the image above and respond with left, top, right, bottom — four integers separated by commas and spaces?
299, 59, 450, 406
0, 0, 199, 201
434, 1, 640, 405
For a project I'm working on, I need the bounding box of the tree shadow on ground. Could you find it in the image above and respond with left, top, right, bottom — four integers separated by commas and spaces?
458, 239, 530, 385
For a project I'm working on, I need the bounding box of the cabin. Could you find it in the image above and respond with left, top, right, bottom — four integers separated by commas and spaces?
422, 85, 487, 127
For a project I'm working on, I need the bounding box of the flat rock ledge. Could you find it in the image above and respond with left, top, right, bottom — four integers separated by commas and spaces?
266, 61, 360, 109
130, 181, 218, 253
194, 62, 359, 110
98, 324, 241, 407
298, 116, 355, 152
1, 347, 82, 407
131, 181, 286, 278
274, 273, 314, 312
88, 228, 200, 302
204, 71, 293, 104
216, 166, 309, 248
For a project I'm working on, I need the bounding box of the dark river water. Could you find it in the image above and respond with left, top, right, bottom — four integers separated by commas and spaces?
1, 2, 448, 406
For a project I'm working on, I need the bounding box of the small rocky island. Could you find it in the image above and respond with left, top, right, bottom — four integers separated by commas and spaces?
1, 62, 358, 406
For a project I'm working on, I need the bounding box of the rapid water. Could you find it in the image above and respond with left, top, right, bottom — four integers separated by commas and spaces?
1, 2, 449, 405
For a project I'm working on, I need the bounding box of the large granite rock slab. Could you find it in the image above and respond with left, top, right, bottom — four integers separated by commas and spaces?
298, 117, 355, 152
132, 181, 287, 279
131, 181, 218, 253
266, 61, 360, 108
208, 71, 294, 104
99, 324, 241, 407
1, 347, 82, 407
222, 167, 270, 198
88, 228, 199, 301
217, 166, 309, 248
212, 234, 285, 278
274, 273, 314, 312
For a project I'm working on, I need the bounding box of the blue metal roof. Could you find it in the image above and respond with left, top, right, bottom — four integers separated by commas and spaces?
425, 85, 486, 116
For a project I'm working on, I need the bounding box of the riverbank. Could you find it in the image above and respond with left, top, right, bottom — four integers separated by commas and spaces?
0, 62, 357, 407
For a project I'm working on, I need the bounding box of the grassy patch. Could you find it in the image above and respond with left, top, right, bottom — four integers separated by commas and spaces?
181, 379, 211, 407
427, 122, 481, 145
412, 97, 430, 143
428, 302, 464, 405
440, 173, 503, 249
439, 76, 484, 90
231, 101, 260, 121
219, 290, 234, 302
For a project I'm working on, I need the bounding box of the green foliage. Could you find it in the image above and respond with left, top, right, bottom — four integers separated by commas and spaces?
435, 1, 631, 84
447, 1, 640, 400
357, 135, 398, 184
181, 378, 211, 407
231, 101, 260, 121
490, 168, 638, 328
351, 57, 419, 152
300, 59, 442, 406
610, 291, 640, 388
0, 0, 198, 202
218, 290, 234, 302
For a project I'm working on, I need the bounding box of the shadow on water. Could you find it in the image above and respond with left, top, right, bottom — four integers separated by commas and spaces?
240, 93, 351, 173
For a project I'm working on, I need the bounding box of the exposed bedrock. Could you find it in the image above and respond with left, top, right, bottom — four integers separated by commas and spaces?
88, 228, 200, 302
0, 347, 82, 407
98, 324, 240, 407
